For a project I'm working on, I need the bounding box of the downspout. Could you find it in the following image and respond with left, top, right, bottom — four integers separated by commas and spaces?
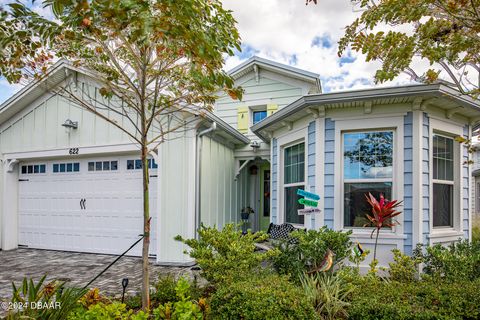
195, 122, 217, 239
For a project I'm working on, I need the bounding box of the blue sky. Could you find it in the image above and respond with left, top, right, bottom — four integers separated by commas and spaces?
0, 0, 416, 104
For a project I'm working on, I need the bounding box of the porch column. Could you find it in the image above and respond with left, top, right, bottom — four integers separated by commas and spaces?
2, 159, 19, 250
412, 110, 424, 248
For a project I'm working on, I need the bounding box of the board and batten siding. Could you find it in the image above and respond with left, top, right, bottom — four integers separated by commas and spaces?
404, 112, 414, 254
324, 118, 335, 229
199, 135, 237, 228
307, 121, 316, 227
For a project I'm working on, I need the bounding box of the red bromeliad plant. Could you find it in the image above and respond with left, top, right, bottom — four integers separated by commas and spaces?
364, 193, 403, 262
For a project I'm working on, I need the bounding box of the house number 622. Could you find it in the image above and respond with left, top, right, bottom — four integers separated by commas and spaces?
69, 148, 79, 155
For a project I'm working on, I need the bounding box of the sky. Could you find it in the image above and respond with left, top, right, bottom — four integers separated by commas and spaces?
0, 0, 417, 104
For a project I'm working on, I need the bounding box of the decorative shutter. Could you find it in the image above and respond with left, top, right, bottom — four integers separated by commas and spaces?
237, 106, 249, 133
267, 104, 278, 116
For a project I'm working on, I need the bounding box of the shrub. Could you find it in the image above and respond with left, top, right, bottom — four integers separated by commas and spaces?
414, 240, 480, 282
69, 302, 148, 320
347, 277, 480, 320
473, 216, 480, 243
153, 277, 205, 320
387, 249, 420, 282
300, 273, 351, 320
209, 273, 317, 320
272, 227, 352, 281
176, 224, 279, 284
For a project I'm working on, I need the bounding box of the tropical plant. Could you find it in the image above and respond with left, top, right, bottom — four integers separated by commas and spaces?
175, 224, 279, 284
6, 275, 87, 320
364, 192, 402, 261
272, 227, 352, 281
69, 302, 149, 320
473, 215, 480, 242
0, 0, 242, 309
300, 273, 352, 320
388, 249, 420, 282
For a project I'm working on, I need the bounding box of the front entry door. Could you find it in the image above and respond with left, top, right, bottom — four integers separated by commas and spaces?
259, 166, 271, 231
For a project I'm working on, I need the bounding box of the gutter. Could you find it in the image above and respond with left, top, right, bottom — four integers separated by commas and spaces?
194, 122, 217, 239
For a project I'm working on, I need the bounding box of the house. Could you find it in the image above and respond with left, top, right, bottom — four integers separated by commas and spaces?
0, 56, 477, 266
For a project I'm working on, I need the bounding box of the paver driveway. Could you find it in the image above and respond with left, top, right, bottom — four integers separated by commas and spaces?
0, 248, 196, 299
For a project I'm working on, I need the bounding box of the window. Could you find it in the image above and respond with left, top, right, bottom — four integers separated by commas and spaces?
53, 162, 80, 173
21, 164, 46, 175
433, 135, 454, 227
127, 159, 158, 170
343, 131, 394, 227
88, 161, 118, 171
283, 142, 305, 225
253, 110, 268, 124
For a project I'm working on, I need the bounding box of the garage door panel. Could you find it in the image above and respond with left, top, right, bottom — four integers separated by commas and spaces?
19, 157, 158, 256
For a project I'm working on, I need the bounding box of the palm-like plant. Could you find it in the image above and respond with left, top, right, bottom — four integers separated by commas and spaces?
364, 193, 402, 262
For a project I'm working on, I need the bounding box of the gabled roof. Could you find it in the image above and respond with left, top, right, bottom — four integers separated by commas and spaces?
252, 83, 480, 141
228, 56, 322, 92
0, 60, 249, 145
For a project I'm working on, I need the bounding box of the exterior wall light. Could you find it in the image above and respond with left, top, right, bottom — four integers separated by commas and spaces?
62, 119, 78, 133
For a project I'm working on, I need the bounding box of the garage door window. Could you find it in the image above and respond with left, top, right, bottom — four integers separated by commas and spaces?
127, 159, 158, 170
53, 162, 80, 173
21, 164, 46, 174
88, 161, 118, 172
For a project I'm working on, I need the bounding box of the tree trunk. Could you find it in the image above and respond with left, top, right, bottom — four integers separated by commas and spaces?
141, 143, 150, 310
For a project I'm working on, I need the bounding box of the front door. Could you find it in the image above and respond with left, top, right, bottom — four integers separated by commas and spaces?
259, 165, 271, 231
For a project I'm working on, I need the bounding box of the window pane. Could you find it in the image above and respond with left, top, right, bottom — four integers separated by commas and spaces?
433, 183, 453, 227
59, 164, 66, 172
344, 182, 392, 227
66, 163, 73, 172
111, 161, 118, 171
135, 160, 142, 170
152, 159, 158, 169
53, 164, 59, 173
27, 165, 33, 174
34, 165, 39, 174
284, 143, 305, 184
344, 131, 393, 179
21, 166, 27, 174
253, 111, 267, 124
433, 135, 454, 181
95, 162, 102, 171
285, 185, 305, 225
73, 163, 80, 172
103, 161, 110, 171
127, 160, 134, 170
88, 162, 95, 171
40, 165, 46, 173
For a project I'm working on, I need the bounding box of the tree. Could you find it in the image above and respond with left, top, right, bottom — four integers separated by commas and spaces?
308, 0, 480, 97
0, 0, 242, 310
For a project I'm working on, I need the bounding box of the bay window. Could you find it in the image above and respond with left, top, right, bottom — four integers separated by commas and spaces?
343, 131, 394, 227
283, 142, 305, 225
432, 134, 454, 227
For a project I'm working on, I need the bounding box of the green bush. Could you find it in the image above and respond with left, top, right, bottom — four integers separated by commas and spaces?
414, 240, 480, 281
473, 216, 480, 243
347, 278, 480, 320
69, 302, 148, 320
272, 227, 352, 281
388, 249, 420, 282
176, 224, 279, 284
209, 273, 317, 320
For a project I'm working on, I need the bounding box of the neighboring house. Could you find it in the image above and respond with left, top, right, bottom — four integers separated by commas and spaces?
0, 56, 478, 267
252, 84, 479, 264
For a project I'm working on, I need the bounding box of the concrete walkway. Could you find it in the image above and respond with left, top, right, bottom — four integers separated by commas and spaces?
0, 248, 196, 299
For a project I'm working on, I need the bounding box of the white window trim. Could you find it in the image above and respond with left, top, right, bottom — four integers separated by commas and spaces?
429, 118, 463, 235
277, 127, 308, 227
334, 116, 405, 239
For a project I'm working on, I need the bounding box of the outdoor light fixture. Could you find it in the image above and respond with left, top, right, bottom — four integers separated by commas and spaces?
121, 278, 129, 303
62, 119, 78, 129
250, 141, 260, 152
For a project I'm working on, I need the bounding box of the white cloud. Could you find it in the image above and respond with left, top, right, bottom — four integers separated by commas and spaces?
222, 0, 418, 92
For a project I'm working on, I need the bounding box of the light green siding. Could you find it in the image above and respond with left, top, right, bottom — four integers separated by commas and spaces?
200, 136, 240, 227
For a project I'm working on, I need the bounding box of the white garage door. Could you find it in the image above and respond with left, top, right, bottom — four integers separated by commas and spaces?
18, 155, 158, 257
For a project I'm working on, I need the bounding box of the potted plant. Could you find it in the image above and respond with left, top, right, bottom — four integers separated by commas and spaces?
241, 206, 254, 220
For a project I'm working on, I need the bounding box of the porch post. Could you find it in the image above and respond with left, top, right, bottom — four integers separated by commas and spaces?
2, 159, 19, 250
